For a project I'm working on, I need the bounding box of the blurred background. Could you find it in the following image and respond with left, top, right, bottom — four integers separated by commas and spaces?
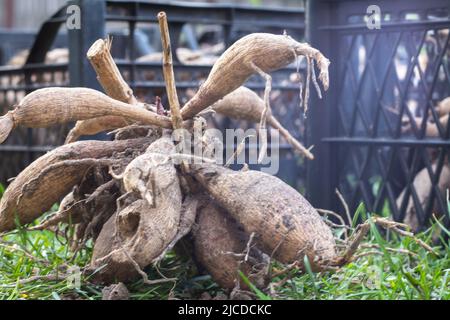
0, 0, 303, 29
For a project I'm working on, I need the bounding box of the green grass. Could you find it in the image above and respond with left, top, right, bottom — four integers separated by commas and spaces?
276, 217, 450, 300
0, 184, 449, 300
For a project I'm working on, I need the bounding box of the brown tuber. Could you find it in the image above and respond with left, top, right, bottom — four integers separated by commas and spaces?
193, 195, 268, 290
397, 162, 450, 231
0, 87, 174, 144
189, 163, 337, 270
0, 137, 152, 232
89, 136, 182, 283
211, 86, 314, 159
181, 33, 330, 119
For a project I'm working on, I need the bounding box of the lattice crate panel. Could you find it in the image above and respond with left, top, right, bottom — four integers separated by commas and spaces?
337, 143, 450, 230
335, 20, 450, 228
0, 151, 34, 184
0, 86, 28, 145
336, 27, 449, 137
0, 67, 70, 184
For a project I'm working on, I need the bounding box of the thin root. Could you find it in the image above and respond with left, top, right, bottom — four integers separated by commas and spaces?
250, 61, 272, 164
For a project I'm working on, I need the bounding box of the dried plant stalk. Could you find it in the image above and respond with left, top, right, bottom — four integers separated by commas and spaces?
88, 38, 138, 104
158, 12, 183, 130
66, 38, 141, 143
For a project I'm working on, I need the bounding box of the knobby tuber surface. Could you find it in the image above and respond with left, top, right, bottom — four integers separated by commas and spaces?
193, 195, 268, 289
89, 136, 182, 284
121, 135, 177, 204
211, 86, 313, 159
0, 137, 152, 232
154, 194, 198, 263
190, 163, 337, 270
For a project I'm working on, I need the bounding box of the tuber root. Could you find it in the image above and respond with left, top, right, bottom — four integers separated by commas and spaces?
65, 116, 132, 144
89, 136, 182, 284
193, 195, 269, 290
181, 33, 330, 119
0, 137, 153, 232
397, 162, 450, 231
435, 97, 450, 117
0, 87, 174, 144
189, 163, 337, 270
211, 86, 314, 159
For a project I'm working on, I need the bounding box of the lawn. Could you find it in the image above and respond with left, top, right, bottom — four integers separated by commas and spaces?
0, 184, 449, 300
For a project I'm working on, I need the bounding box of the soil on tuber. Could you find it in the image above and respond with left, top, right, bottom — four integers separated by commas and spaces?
189, 163, 337, 270
193, 195, 268, 290
0, 137, 153, 232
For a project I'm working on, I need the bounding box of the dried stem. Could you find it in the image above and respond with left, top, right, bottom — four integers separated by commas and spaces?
337, 222, 370, 266
87, 37, 138, 104
158, 12, 183, 130
225, 135, 254, 167
250, 62, 272, 164
316, 208, 349, 229
329, 216, 437, 268
157, 11, 191, 179
244, 232, 256, 263
15, 274, 67, 286
360, 243, 418, 257
65, 37, 142, 143
335, 188, 352, 226
372, 217, 438, 255
269, 115, 314, 159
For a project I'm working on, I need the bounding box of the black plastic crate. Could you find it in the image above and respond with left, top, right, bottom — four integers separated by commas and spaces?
307, 0, 450, 230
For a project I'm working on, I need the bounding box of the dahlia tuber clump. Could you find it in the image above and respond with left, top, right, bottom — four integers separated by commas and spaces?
0, 12, 434, 299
